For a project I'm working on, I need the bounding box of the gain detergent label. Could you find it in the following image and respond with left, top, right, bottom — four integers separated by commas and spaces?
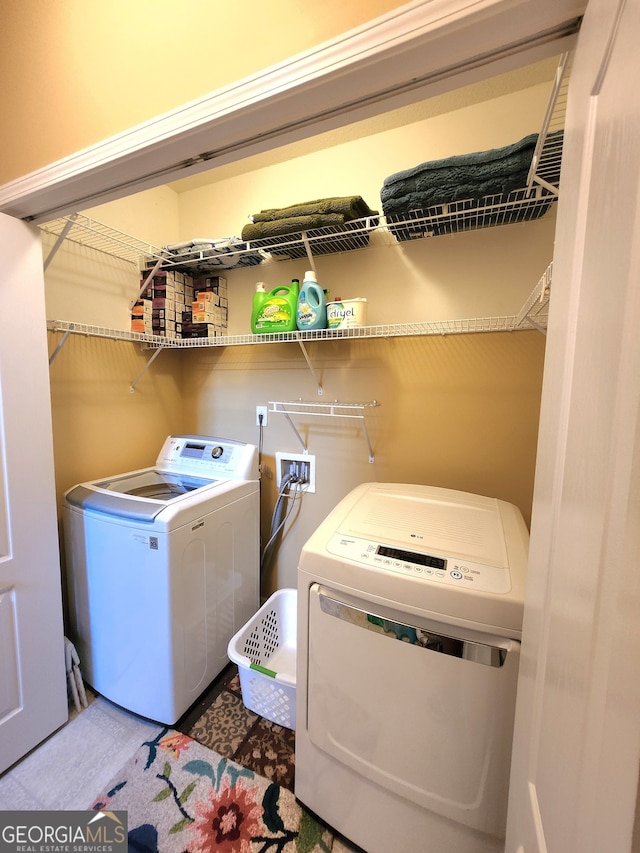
256, 297, 293, 329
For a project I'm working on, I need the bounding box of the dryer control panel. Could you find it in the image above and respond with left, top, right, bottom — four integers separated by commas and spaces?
326, 533, 512, 594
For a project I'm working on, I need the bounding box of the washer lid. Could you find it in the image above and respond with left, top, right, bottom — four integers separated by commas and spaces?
96, 469, 216, 499
65, 469, 220, 522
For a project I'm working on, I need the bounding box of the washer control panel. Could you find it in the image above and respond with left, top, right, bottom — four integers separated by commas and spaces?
156, 435, 258, 479
326, 533, 512, 594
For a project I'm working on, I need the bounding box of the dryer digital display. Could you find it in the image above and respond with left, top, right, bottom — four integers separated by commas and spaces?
377, 544, 447, 570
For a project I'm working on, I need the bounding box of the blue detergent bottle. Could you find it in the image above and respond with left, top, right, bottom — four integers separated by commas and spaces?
296, 270, 327, 331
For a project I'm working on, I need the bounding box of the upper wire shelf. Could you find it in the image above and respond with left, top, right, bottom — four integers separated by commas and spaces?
39, 191, 557, 273
40, 214, 163, 266
39, 54, 570, 275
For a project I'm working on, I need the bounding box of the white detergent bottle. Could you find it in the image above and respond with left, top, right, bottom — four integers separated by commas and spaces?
296, 270, 327, 331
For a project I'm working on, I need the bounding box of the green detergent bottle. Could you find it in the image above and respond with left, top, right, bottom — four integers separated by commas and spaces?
252, 279, 299, 334
251, 282, 267, 333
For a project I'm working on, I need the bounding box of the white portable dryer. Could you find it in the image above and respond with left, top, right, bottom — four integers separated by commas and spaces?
296, 482, 529, 853
64, 435, 259, 725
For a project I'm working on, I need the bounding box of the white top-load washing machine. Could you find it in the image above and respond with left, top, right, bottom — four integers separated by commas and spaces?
296, 482, 529, 853
64, 435, 259, 725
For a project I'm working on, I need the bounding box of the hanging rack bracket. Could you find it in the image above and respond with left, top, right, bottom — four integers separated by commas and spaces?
269, 399, 379, 462
130, 346, 165, 393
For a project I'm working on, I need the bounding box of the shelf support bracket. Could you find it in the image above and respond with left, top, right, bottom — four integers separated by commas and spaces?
43, 214, 78, 271
283, 411, 309, 453
300, 232, 316, 272
48, 324, 74, 365
132, 258, 163, 307
130, 346, 165, 393
296, 336, 323, 395
522, 317, 547, 335
271, 403, 308, 453
362, 417, 375, 464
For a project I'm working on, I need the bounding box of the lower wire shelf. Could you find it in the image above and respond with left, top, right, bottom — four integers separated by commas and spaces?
46, 314, 526, 349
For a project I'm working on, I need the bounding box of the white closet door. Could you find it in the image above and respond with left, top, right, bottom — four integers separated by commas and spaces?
506, 0, 640, 850
0, 212, 67, 774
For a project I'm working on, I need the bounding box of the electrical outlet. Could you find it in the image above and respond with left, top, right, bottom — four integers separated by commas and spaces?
275, 452, 316, 493
256, 405, 268, 427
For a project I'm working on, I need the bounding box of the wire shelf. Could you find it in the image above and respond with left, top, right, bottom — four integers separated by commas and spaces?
527, 51, 571, 193
243, 215, 381, 261
40, 214, 164, 267
383, 186, 556, 242
515, 262, 552, 332
40, 52, 570, 275
269, 400, 381, 461
39, 84, 565, 272
269, 400, 380, 418
40, 190, 558, 273
43, 55, 568, 359
47, 315, 526, 349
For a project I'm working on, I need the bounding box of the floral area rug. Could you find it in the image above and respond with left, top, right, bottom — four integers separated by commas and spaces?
89, 727, 351, 852
180, 668, 296, 791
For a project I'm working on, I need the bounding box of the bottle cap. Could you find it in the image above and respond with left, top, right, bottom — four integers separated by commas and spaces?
256, 282, 266, 291
303, 270, 317, 282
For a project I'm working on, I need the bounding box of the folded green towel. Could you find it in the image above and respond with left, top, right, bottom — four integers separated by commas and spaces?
251, 195, 378, 224
242, 213, 347, 242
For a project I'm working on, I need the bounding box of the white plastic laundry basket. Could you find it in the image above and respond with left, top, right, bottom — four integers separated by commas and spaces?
227, 588, 297, 730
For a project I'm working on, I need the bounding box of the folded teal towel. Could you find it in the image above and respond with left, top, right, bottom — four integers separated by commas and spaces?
381, 134, 542, 216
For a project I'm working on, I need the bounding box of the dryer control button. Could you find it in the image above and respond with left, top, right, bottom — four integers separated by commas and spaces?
450, 570, 463, 580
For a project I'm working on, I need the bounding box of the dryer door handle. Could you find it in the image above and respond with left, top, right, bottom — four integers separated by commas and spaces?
317, 588, 514, 668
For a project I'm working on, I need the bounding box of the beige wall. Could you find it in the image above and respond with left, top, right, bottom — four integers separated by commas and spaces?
179, 332, 545, 593
47, 325, 544, 597
49, 337, 186, 510
0, 0, 406, 184
42, 54, 554, 597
